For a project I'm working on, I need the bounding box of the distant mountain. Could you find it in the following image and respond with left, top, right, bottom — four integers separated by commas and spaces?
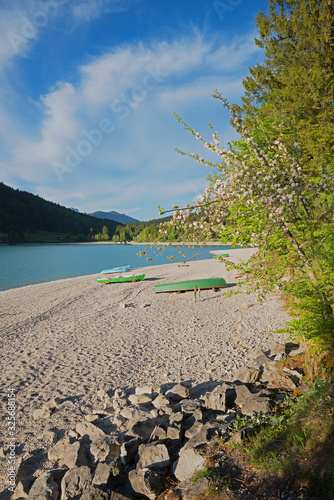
90, 211, 139, 224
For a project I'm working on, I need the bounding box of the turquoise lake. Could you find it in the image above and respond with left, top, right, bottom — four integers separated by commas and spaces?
0, 243, 230, 291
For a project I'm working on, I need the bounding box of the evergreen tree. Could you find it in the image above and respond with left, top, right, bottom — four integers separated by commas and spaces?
102, 225, 109, 240
240, 0, 334, 174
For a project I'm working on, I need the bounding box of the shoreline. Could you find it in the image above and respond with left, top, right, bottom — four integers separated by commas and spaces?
0, 247, 291, 494
0, 243, 233, 293
0, 240, 228, 246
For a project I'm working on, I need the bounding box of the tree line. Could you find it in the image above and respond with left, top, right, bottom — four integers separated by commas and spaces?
86, 216, 178, 242
0, 182, 180, 244
0, 182, 119, 244
111, 216, 184, 242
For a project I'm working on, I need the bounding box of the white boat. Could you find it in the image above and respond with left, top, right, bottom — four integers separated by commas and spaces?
100, 265, 131, 274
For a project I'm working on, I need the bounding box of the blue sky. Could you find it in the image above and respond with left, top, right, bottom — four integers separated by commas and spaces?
0, 0, 269, 221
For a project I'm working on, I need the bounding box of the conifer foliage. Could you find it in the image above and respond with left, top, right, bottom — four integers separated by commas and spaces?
241, 0, 334, 174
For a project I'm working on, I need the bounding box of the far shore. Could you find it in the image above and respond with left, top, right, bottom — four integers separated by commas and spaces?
1, 240, 229, 246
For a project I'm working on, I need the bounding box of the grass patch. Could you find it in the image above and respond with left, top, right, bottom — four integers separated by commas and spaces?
227, 376, 334, 498
192, 467, 222, 484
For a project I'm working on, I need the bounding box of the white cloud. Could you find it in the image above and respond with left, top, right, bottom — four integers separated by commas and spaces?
158, 76, 244, 110
77, 36, 210, 110
1, 34, 212, 174
0, 30, 261, 220
205, 31, 262, 71
72, 1, 110, 22
0, 2, 39, 69
71, 0, 138, 22
0, 0, 139, 71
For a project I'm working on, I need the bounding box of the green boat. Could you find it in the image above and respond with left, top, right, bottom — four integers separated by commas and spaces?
154, 277, 228, 293
97, 272, 145, 284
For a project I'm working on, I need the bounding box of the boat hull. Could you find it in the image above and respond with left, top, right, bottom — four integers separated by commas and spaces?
154, 277, 227, 293
97, 273, 145, 284
100, 265, 131, 274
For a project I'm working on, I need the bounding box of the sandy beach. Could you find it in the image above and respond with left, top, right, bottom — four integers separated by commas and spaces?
0, 247, 291, 495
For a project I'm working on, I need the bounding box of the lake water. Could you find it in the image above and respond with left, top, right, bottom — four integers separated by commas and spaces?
0, 243, 230, 291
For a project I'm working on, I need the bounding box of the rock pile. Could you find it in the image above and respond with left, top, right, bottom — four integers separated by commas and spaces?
12, 342, 307, 500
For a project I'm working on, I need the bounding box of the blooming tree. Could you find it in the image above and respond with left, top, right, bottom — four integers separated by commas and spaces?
160, 92, 334, 347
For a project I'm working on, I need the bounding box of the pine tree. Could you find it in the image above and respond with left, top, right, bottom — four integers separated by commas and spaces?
241, 0, 334, 174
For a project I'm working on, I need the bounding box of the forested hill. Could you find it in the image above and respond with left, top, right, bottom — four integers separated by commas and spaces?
0, 182, 119, 243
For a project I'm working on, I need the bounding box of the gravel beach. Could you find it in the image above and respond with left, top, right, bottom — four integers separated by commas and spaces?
0, 247, 291, 495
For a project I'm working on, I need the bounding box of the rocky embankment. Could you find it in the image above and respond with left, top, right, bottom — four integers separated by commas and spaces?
9, 341, 307, 500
